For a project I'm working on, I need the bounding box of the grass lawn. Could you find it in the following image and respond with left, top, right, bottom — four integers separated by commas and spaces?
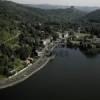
13, 59, 25, 72
0, 75, 6, 80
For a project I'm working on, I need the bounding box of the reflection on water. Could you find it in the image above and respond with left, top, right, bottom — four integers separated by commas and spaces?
80, 48, 100, 58
0, 47, 100, 100
53, 47, 69, 57
56, 44, 100, 58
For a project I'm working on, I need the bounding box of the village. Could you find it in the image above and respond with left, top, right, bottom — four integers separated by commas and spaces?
24, 27, 100, 69
1, 17, 100, 77
7, 26, 100, 76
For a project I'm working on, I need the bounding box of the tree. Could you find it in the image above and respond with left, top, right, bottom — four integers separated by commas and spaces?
0, 55, 8, 75
0, 44, 13, 57
52, 32, 59, 41
17, 45, 32, 60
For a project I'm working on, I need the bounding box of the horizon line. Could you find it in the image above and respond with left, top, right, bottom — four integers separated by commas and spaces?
26, 3, 100, 7
7, 0, 100, 7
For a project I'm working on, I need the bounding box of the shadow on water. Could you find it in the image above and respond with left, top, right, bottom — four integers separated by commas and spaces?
54, 44, 100, 58
66, 42, 100, 58
79, 48, 100, 58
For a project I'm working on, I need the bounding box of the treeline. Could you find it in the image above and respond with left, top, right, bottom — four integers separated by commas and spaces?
79, 9, 100, 36
0, 0, 71, 76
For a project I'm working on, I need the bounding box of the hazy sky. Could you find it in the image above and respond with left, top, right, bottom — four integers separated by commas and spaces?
10, 0, 100, 7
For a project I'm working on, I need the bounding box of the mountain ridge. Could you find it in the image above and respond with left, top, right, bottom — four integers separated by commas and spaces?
25, 4, 100, 12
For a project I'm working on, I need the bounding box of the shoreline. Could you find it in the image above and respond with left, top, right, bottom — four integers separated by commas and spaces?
0, 41, 57, 90
0, 40, 58, 90
0, 56, 51, 90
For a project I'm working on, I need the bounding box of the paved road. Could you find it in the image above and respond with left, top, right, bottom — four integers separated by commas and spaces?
0, 56, 49, 89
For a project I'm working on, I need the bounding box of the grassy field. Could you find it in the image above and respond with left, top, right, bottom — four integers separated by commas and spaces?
0, 75, 6, 79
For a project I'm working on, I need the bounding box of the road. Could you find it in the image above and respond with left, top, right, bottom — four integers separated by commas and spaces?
3, 32, 21, 44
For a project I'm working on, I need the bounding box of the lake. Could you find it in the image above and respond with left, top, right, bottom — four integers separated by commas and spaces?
0, 47, 100, 100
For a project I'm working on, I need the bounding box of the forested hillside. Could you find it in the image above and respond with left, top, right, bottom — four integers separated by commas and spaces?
43, 6, 86, 23
85, 9, 100, 23
26, 4, 99, 12
80, 9, 100, 36
0, 0, 47, 76
0, 0, 98, 77
0, 1, 86, 42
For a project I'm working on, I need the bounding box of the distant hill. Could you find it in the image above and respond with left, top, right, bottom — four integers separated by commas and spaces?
25, 4, 69, 10
26, 4, 100, 12
44, 6, 86, 23
78, 9, 100, 37
84, 9, 100, 23
76, 6, 100, 13
0, 1, 99, 42
0, 0, 87, 47
0, 1, 87, 42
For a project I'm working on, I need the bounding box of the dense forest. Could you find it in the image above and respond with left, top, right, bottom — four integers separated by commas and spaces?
0, 0, 100, 77
80, 9, 100, 36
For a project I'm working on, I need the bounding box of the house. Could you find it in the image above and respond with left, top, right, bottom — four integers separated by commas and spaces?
59, 34, 63, 39
93, 38, 100, 44
74, 33, 90, 40
68, 29, 75, 35
42, 38, 51, 46
75, 34, 80, 39
78, 27, 81, 33
63, 31, 69, 38
27, 57, 33, 63
25, 59, 31, 66
24, 57, 33, 66
38, 22, 42, 26
36, 50, 44, 57
56, 32, 63, 39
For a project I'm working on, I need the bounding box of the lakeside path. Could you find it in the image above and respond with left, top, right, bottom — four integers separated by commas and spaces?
0, 41, 58, 89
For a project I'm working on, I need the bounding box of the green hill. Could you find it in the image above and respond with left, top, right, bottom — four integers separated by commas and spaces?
0, 0, 86, 76
43, 6, 86, 22
0, 1, 86, 42
0, 1, 46, 42
80, 9, 100, 24
79, 9, 100, 36
85, 9, 100, 23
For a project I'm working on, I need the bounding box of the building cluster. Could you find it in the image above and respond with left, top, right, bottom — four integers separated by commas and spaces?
24, 37, 52, 66
66, 29, 100, 49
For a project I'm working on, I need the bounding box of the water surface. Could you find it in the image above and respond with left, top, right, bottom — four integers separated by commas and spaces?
0, 47, 100, 100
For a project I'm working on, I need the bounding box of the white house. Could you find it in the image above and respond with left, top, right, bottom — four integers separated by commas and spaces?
63, 32, 69, 38
93, 37, 100, 44
42, 38, 51, 46
36, 50, 44, 57
56, 32, 63, 39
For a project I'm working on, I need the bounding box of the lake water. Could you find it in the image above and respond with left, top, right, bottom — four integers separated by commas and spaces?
0, 47, 100, 100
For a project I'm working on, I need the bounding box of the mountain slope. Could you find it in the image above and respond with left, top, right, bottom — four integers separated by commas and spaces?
0, 0, 90, 76
0, 1, 47, 42
26, 4, 99, 12
0, 1, 86, 42
42, 6, 86, 23
84, 9, 100, 23
25, 4, 86, 23
25, 4, 69, 9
